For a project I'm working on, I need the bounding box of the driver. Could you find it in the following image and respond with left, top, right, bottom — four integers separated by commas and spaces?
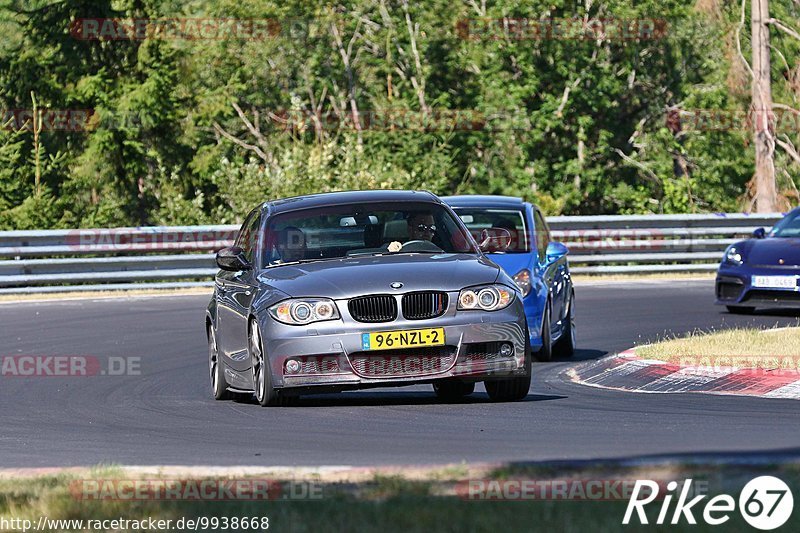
407, 212, 436, 242
386, 212, 438, 252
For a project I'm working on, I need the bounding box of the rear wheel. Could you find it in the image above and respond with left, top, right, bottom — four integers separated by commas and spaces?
553, 291, 576, 358
485, 328, 532, 402
433, 380, 475, 401
208, 325, 232, 401
726, 305, 755, 314
535, 305, 553, 362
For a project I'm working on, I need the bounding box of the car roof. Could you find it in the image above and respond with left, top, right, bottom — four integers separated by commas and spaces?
442, 195, 528, 209
261, 190, 441, 215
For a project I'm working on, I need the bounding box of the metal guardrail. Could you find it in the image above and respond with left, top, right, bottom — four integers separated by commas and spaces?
0, 213, 784, 293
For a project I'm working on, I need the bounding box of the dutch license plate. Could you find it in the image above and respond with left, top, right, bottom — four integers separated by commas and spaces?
361, 328, 445, 351
751, 275, 798, 289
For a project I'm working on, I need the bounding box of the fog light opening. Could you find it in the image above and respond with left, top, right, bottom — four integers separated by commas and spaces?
500, 343, 513, 357
285, 359, 302, 374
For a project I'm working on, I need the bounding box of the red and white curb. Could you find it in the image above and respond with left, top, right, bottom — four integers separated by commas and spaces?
567, 349, 800, 399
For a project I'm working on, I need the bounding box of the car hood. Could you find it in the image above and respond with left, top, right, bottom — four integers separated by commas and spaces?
742, 238, 800, 267
257, 253, 500, 299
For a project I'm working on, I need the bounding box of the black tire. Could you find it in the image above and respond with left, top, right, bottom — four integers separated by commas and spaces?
208, 325, 233, 400
485, 329, 532, 402
726, 305, 756, 314
433, 380, 475, 401
249, 319, 280, 407
535, 305, 553, 362
553, 291, 576, 358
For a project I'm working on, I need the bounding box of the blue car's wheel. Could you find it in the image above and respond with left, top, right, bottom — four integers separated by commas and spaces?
535, 305, 553, 362
553, 291, 576, 358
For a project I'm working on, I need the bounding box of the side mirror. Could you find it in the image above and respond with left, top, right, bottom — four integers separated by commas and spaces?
479, 227, 512, 252
752, 227, 766, 239
216, 246, 252, 271
545, 241, 569, 263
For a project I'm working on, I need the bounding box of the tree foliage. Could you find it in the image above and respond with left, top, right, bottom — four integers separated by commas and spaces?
0, 0, 798, 229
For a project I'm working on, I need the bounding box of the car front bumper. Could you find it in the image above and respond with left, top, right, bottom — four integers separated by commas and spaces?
715, 265, 800, 308
258, 297, 528, 390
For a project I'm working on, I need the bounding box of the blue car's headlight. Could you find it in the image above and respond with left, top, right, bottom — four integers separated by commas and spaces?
458, 284, 514, 311
269, 298, 340, 325
724, 246, 744, 266
512, 269, 532, 297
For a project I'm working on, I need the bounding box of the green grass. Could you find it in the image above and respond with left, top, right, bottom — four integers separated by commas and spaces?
1, 464, 799, 532
636, 327, 800, 367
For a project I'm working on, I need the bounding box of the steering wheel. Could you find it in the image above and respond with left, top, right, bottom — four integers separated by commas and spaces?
400, 240, 443, 253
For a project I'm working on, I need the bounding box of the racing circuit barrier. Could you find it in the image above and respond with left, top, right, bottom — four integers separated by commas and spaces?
0, 213, 784, 293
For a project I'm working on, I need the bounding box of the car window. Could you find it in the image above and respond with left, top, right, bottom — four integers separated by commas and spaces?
451, 208, 529, 253
533, 209, 550, 263
235, 209, 262, 264
261, 202, 476, 266
770, 211, 800, 238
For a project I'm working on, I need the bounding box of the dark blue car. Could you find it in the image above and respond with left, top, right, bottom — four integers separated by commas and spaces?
444, 196, 575, 360
716, 207, 800, 313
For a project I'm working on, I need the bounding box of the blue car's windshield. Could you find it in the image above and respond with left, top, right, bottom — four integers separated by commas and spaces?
769, 211, 800, 238
263, 202, 477, 266
450, 208, 530, 253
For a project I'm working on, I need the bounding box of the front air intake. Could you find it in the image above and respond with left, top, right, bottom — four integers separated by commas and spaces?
401, 291, 448, 320
348, 295, 398, 323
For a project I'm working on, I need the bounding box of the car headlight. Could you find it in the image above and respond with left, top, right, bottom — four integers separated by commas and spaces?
512, 269, 532, 297
268, 298, 340, 325
724, 246, 743, 266
458, 284, 514, 311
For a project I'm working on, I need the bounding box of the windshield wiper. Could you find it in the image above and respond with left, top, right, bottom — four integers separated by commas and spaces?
267, 257, 347, 267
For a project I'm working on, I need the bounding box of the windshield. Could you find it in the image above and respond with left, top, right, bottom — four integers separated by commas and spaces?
263, 201, 476, 266
769, 211, 800, 238
451, 208, 530, 253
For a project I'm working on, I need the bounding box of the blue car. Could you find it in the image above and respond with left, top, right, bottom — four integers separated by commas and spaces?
716, 207, 800, 313
443, 196, 575, 360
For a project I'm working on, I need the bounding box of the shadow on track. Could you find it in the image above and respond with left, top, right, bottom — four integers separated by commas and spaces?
743, 308, 800, 318
546, 348, 607, 363
230, 391, 566, 408
501, 447, 800, 470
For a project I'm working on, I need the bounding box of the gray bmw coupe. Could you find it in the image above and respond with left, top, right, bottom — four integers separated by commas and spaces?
206, 190, 530, 406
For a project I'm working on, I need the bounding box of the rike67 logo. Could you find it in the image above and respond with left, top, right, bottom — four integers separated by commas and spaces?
623, 476, 794, 530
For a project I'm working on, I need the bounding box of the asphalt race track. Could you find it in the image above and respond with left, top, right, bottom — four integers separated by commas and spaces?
2, 279, 799, 468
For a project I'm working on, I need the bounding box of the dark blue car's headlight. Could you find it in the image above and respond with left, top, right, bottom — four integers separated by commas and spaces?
724, 246, 744, 266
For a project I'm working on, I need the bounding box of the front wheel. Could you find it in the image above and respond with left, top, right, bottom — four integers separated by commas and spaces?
249, 319, 280, 407
208, 326, 232, 400
535, 305, 553, 362
553, 291, 576, 358
433, 380, 475, 401
485, 329, 532, 402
